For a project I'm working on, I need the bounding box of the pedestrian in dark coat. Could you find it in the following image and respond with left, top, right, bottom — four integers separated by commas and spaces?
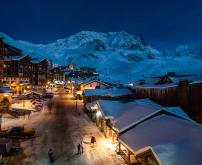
48, 148, 53, 162
77, 143, 81, 154
91, 136, 96, 146
81, 141, 84, 153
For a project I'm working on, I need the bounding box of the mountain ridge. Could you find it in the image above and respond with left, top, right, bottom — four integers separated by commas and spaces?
1, 31, 202, 83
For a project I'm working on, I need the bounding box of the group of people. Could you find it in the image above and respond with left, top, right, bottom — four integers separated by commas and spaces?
48, 136, 97, 161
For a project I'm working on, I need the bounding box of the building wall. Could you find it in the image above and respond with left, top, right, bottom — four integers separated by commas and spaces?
189, 83, 202, 122
2, 77, 30, 84
37, 60, 48, 85
51, 67, 64, 82
28, 60, 49, 86
81, 82, 105, 91
136, 87, 178, 106
135, 81, 202, 123
0, 39, 4, 79
0, 39, 49, 88
83, 82, 98, 90
31, 63, 39, 85
136, 150, 159, 165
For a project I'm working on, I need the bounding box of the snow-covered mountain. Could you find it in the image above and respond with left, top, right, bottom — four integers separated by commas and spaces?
1, 31, 202, 83
164, 43, 202, 59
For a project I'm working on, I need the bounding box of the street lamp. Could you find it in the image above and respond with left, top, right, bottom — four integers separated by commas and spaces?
96, 111, 102, 117
3, 94, 9, 97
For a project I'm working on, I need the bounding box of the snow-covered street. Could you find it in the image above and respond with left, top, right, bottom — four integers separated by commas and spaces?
2, 91, 123, 165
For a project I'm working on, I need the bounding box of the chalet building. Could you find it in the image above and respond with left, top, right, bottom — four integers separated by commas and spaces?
86, 99, 192, 164
133, 73, 202, 123
50, 67, 64, 81
119, 115, 202, 165
80, 67, 96, 73
0, 38, 4, 80
0, 36, 30, 94
31, 59, 49, 86
0, 36, 22, 85
3, 55, 32, 94
37, 59, 49, 85
70, 77, 98, 88
86, 99, 191, 140
83, 87, 135, 104
68, 67, 99, 78
0, 37, 50, 93
79, 80, 109, 91
64, 71, 71, 81
73, 79, 110, 98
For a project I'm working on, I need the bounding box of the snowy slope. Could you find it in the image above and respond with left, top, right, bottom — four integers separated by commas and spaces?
1, 31, 202, 83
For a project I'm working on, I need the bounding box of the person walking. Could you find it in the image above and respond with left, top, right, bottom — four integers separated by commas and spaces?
81, 141, 84, 153
48, 148, 53, 162
77, 143, 81, 155
91, 136, 96, 147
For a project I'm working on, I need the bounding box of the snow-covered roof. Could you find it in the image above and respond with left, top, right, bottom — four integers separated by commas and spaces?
31, 58, 47, 63
163, 107, 191, 121
81, 80, 109, 86
4, 55, 27, 61
97, 100, 129, 118
71, 77, 99, 85
97, 99, 192, 132
70, 77, 93, 84
84, 87, 133, 97
133, 74, 202, 89
114, 101, 163, 132
116, 106, 192, 133
134, 77, 178, 89
119, 115, 202, 165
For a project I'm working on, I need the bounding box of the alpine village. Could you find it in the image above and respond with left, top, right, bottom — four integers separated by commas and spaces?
0, 34, 202, 165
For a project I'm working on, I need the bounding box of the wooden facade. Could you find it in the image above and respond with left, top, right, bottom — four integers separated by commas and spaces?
0, 37, 4, 80
0, 37, 22, 84
134, 148, 159, 165
0, 38, 50, 91
79, 80, 109, 91
31, 59, 49, 86
3, 55, 31, 93
69, 67, 98, 78
83, 87, 135, 105
50, 67, 64, 81
135, 80, 202, 123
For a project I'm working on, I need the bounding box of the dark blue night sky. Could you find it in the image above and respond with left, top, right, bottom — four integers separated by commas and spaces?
1, 0, 202, 49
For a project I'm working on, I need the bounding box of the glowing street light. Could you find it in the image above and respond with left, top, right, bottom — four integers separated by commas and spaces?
3, 93, 9, 97
103, 140, 115, 150
96, 111, 102, 117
